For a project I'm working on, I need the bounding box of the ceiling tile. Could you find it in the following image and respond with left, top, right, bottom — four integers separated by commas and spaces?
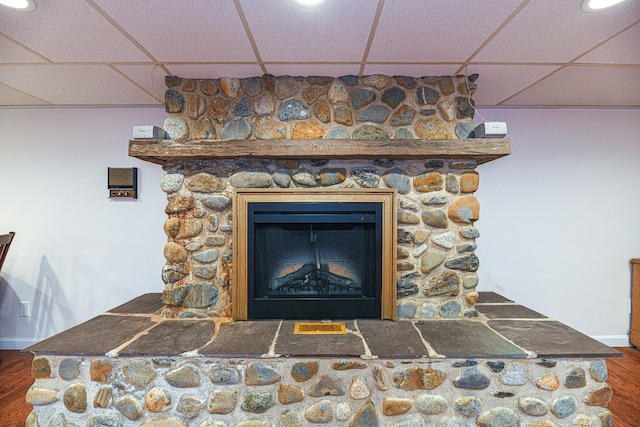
0, 37, 48, 63
113, 65, 168, 101
576, 22, 640, 65
0, 82, 49, 106
362, 63, 460, 77
368, 0, 524, 63
1, 0, 638, 107
163, 64, 265, 80
467, 64, 561, 106
239, 0, 379, 62
93, 0, 257, 62
502, 65, 640, 107
0, 0, 149, 62
264, 63, 361, 77
475, 0, 640, 63
0, 65, 154, 105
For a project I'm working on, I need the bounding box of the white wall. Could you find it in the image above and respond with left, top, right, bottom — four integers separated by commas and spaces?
476, 108, 640, 346
0, 108, 167, 349
1, 107, 638, 349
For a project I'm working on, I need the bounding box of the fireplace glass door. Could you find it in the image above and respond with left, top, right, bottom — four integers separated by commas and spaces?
248, 202, 382, 319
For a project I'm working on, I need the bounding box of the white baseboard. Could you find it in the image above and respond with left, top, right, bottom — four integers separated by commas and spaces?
0, 338, 41, 350
591, 335, 631, 348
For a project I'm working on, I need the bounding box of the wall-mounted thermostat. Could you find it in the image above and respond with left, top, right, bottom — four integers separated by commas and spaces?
108, 167, 137, 199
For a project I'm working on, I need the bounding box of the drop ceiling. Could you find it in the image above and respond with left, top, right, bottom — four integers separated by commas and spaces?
1, 0, 638, 108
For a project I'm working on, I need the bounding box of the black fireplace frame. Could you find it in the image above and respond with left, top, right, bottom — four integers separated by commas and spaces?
247, 202, 383, 319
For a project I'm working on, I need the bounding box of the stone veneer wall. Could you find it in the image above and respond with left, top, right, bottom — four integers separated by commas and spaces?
160, 159, 481, 319
26, 355, 614, 427
161, 74, 478, 142
158, 74, 485, 320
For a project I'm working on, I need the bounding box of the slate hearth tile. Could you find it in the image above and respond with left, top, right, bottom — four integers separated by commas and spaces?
199, 321, 280, 357
414, 320, 528, 358
357, 320, 429, 358
275, 321, 365, 357
119, 320, 216, 356
488, 320, 622, 358
476, 292, 513, 304
24, 315, 156, 355
108, 293, 164, 315
476, 304, 547, 319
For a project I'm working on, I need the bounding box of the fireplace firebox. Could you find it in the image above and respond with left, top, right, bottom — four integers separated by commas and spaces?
248, 202, 382, 319
233, 189, 397, 320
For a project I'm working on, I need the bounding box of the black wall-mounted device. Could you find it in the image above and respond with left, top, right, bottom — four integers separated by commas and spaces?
108, 167, 137, 199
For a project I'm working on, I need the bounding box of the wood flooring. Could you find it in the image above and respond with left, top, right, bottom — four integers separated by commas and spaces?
606, 346, 640, 427
0, 351, 34, 427
1, 348, 639, 427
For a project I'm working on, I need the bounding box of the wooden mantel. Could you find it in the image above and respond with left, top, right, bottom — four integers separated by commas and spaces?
129, 138, 510, 165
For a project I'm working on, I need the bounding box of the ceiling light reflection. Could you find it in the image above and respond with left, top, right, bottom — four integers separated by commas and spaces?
0, 0, 36, 12
581, 0, 627, 12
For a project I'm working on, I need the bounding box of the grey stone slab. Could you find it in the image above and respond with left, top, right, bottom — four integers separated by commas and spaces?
414, 320, 528, 358
357, 320, 429, 358
25, 292, 621, 362
199, 321, 280, 357
108, 293, 164, 314
477, 292, 513, 303
488, 320, 622, 358
120, 320, 216, 356
24, 315, 156, 356
476, 304, 547, 319
274, 321, 365, 357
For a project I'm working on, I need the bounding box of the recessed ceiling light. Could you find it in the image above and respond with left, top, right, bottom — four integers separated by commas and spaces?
581, 0, 627, 12
0, 0, 36, 12
290, 0, 329, 8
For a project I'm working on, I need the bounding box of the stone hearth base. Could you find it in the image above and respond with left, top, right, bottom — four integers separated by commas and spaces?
24, 293, 620, 427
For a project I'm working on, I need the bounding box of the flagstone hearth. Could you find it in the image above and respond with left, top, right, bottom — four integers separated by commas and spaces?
23, 292, 620, 427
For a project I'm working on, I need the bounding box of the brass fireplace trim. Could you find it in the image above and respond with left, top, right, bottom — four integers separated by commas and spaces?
233, 188, 397, 321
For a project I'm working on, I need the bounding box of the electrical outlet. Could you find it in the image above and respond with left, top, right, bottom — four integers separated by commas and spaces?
19, 301, 30, 317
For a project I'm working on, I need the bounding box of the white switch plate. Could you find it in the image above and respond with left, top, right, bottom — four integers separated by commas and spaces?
19, 301, 30, 317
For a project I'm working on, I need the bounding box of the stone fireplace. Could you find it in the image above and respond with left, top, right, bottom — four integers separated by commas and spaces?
24, 73, 620, 427
129, 73, 511, 322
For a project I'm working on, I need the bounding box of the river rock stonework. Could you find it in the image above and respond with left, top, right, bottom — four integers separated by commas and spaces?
27, 355, 613, 427
163, 75, 477, 142
160, 159, 481, 319
156, 74, 487, 319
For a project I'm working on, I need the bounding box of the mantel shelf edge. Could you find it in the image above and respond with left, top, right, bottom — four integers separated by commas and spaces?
129, 138, 511, 165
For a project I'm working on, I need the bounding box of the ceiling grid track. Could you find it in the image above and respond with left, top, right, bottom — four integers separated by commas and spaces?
358, 0, 386, 76
233, 0, 268, 75
498, 18, 640, 106
455, 0, 533, 76
0, 32, 53, 63
571, 19, 640, 64
84, 0, 160, 66
108, 65, 163, 104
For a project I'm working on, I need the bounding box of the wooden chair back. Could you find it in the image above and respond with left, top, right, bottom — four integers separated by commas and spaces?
0, 232, 15, 272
